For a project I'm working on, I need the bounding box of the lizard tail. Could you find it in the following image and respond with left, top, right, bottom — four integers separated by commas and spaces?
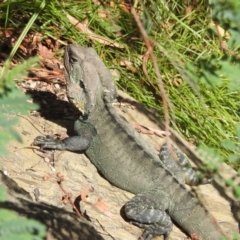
169, 187, 227, 240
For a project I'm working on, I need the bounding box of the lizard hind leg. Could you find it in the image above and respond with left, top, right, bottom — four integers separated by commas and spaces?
159, 143, 212, 186
124, 190, 172, 240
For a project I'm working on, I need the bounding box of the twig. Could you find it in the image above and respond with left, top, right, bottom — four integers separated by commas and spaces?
131, 7, 170, 144
56, 173, 82, 217
16, 114, 46, 136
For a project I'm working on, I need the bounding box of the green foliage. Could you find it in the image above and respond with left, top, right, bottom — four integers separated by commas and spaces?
210, 0, 240, 47
0, 0, 45, 71
0, 58, 39, 155
0, 192, 46, 240
221, 233, 240, 240
0, 187, 6, 202
197, 142, 240, 200
222, 124, 240, 163
0, 57, 39, 93
0, 187, 46, 240
0, 0, 46, 234
197, 143, 224, 170
187, 0, 240, 90
225, 176, 240, 200
184, 0, 240, 173
0, 56, 45, 239
0, 8, 46, 230
186, 55, 240, 91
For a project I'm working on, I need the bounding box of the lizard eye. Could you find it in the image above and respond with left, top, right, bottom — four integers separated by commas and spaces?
70, 56, 78, 63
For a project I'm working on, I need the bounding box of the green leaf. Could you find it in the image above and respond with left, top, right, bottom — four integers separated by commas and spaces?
225, 178, 234, 187
221, 140, 236, 151
0, 187, 6, 202
229, 154, 240, 162
3, 57, 39, 87
0, 218, 46, 240
0, 58, 39, 156
0, 210, 17, 223
228, 29, 240, 46
0, 88, 38, 115
186, 58, 224, 89
0, 127, 23, 156
233, 185, 240, 199
236, 124, 240, 142
219, 61, 240, 91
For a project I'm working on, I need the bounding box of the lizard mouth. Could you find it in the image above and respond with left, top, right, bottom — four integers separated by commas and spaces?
72, 100, 85, 114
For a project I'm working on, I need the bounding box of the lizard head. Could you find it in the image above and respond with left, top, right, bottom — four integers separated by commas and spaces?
64, 44, 102, 117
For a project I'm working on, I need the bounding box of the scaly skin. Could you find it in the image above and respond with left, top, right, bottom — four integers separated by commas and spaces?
33, 44, 225, 240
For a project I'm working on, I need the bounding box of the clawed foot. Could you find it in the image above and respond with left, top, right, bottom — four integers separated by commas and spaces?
201, 177, 213, 184
33, 135, 58, 150
131, 221, 171, 240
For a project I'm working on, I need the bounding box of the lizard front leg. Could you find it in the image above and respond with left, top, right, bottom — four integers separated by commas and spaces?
33, 120, 95, 151
124, 188, 172, 240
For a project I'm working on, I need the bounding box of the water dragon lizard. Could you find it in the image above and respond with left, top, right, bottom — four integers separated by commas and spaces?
33, 44, 225, 240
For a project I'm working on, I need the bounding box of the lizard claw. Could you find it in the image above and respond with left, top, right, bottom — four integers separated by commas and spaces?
140, 228, 170, 240
131, 221, 171, 240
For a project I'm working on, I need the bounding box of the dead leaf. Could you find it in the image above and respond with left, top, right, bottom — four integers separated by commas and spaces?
119, 59, 137, 72
32, 32, 42, 45
81, 188, 94, 202
133, 124, 171, 138
37, 42, 54, 59
185, 0, 201, 18
26, 67, 64, 84
172, 74, 183, 86
94, 198, 109, 213
133, 124, 154, 135
66, 14, 124, 49
190, 233, 202, 240
98, 10, 107, 18
119, 2, 132, 13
